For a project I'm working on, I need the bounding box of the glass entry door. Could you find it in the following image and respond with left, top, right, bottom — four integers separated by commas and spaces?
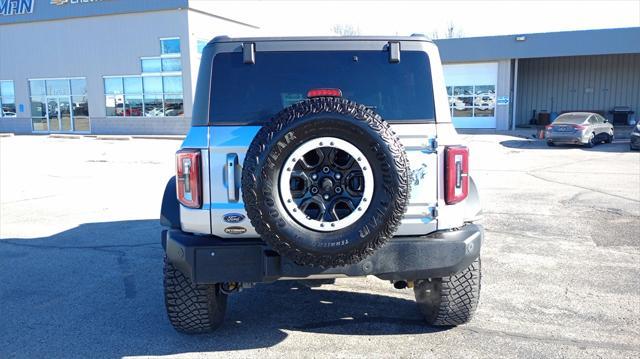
30, 78, 89, 133
46, 96, 72, 132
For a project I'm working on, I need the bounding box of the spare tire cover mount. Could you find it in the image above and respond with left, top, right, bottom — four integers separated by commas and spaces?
279, 136, 374, 232
241, 97, 410, 267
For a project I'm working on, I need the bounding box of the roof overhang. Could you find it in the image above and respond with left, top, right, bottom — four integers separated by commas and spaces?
434, 27, 640, 63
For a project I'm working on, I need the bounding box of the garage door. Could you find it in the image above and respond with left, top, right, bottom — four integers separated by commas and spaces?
443, 62, 498, 129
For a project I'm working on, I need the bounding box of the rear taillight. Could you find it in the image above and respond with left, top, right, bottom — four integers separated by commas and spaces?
572, 124, 586, 130
445, 146, 469, 205
545, 125, 553, 131
176, 149, 201, 208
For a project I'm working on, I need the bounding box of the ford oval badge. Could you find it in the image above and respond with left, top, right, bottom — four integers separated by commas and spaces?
224, 226, 247, 235
223, 213, 245, 223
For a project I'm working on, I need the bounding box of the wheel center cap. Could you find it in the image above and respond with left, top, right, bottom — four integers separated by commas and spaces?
321, 177, 334, 192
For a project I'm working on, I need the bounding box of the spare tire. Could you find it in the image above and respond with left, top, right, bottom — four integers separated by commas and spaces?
242, 97, 410, 267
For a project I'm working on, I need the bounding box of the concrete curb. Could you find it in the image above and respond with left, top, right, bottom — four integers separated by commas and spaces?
49, 134, 82, 139
131, 135, 185, 140
0, 133, 15, 137
95, 135, 132, 141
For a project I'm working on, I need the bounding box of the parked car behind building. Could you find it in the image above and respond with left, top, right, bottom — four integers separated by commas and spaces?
546, 112, 614, 148
630, 119, 640, 151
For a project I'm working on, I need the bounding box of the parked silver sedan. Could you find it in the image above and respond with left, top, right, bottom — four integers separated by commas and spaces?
630, 119, 640, 151
545, 112, 614, 148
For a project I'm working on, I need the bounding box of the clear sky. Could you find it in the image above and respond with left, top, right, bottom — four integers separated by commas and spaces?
192, 0, 640, 38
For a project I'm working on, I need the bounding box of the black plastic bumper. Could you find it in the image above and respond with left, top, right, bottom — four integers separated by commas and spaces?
163, 224, 483, 284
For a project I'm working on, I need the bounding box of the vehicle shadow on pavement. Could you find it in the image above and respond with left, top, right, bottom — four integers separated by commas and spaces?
499, 139, 633, 153
0, 220, 446, 358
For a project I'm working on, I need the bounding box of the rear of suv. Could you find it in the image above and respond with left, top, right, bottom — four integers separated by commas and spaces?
160, 36, 483, 333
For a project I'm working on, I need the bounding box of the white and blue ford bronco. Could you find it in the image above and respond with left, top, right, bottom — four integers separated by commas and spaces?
160, 35, 483, 333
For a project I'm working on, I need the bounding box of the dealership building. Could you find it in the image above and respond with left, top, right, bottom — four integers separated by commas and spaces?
0, 1, 639, 134
0, 0, 258, 135
434, 27, 640, 130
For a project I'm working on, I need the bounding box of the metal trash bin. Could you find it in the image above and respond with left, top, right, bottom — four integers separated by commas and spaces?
609, 106, 634, 125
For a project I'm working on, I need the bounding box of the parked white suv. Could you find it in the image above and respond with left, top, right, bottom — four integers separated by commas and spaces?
160, 35, 483, 333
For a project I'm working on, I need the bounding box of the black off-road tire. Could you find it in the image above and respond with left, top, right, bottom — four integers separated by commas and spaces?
546, 141, 555, 147
414, 258, 481, 326
242, 97, 410, 268
163, 257, 227, 333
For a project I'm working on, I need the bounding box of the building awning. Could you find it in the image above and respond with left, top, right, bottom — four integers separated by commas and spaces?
434, 27, 640, 62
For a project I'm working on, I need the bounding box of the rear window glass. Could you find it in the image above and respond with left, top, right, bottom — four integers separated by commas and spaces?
553, 114, 589, 124
210, 50, 435, 124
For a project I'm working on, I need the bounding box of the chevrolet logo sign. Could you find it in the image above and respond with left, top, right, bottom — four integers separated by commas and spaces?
50, 0, 69, 5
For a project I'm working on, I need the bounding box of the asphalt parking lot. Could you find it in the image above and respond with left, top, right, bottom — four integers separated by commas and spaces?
1, 134, 639, 358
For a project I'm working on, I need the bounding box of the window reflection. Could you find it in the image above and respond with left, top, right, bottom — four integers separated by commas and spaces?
1, 81, 15, 97
46, 80, 70, 96
144, 94, 164, 117
161, 58, 182, 72
29, 80, 46, 96
105, 77, 123, 94
124, 77, 143, 94
1, 97, 16, 117
106, 95, 125, 116
0, 80, 17, 117
72, 96, 89, 117
453, 86, 473, 96
70, 79, 87, 95
161, 38, 180, 55
125, 95, 143, 117
104, 75, 183, 117
32, 118, 48, 131
141, 58, 162, 73
30, 97, 46, 117
29, 78, 90, 131
197, 40, 207, 55
448, 85, 496, 118
164, 94, 184, 116
163, 76, 182, 93
143, 77, 163, 94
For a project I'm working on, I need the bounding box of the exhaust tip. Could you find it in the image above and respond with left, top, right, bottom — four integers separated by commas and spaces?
393, 281, 408, 289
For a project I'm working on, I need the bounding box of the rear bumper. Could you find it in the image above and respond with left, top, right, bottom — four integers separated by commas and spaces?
163, 224, 483, 284
546, 133, 587, 144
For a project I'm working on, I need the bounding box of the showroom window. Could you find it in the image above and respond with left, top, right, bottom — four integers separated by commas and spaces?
0, 80, 16, 118
160, 37, 181, 55
141, 57, 182, 73
104, 76, 184, 117
447, 85, 496, 118
29, 78, 89, 132
197, 39, 207, 55
141, 37, 182, 73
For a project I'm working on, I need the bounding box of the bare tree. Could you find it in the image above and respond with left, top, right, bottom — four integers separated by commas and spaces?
331, 24, 361, 36
429, 22, 464, 40
446, 22, 464, 38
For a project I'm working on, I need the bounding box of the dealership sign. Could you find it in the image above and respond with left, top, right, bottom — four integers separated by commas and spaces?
50, 0, 108, 5
0, 0, 34, 16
